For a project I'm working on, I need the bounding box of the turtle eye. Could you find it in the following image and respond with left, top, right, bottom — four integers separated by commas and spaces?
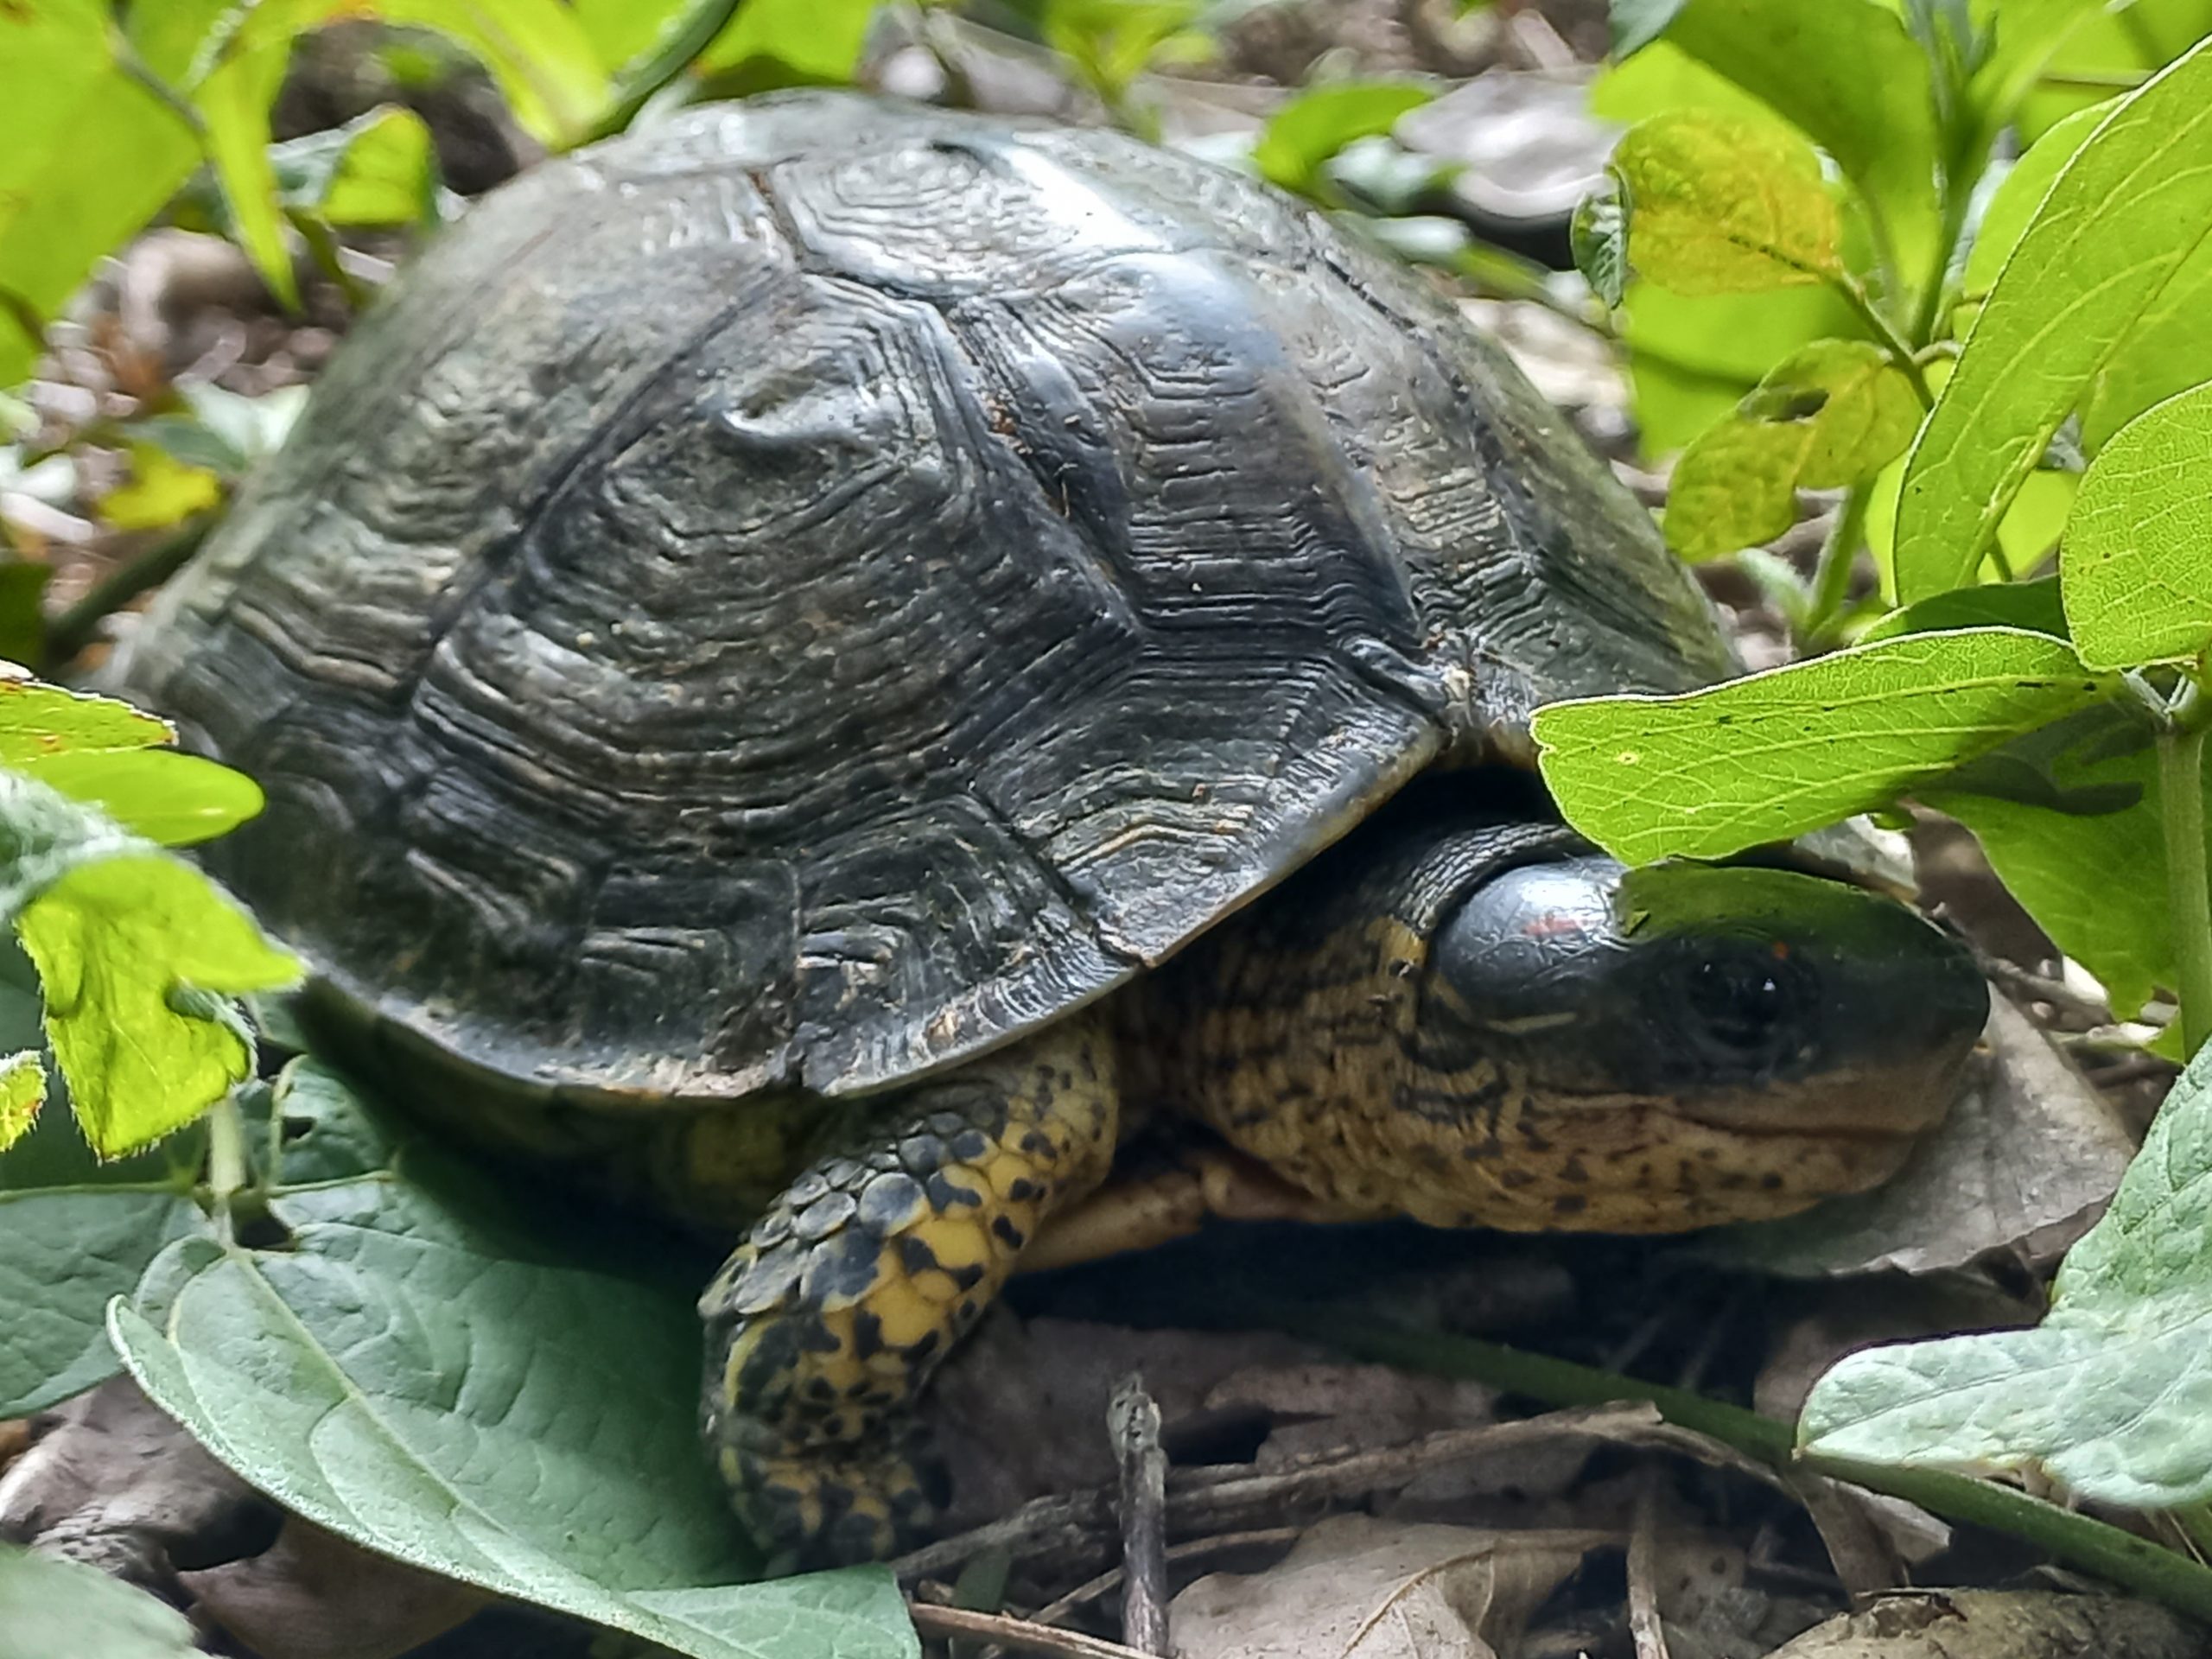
1681, 952, 1802, 1063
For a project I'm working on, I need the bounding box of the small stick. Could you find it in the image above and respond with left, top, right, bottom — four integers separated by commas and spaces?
1108, 1376, 1170, 1656
1030, 1528, 1306, 1628
1625, 1471, 1671, 1659
909, 1604, 1160, 1659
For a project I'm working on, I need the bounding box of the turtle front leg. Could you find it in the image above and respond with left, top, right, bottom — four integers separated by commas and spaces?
700, 1014, 1118, 1567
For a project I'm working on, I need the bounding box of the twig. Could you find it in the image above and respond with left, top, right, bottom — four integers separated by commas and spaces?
1108, 1376, 1169, 1656
896, 1403, 1661, 1581
1971, 950, 2112, 1027
1626, 1472, 1671, 1659
908, 1604, 1159, 1659
1028, 1529, 1305, 1630
44, 517, 212, 669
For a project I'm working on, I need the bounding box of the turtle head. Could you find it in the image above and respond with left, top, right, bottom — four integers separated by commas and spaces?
1418, 852, 1986, 1230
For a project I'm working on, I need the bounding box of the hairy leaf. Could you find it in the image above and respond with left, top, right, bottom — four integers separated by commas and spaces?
113, 1063, 919, 1659
1801, 1036, 2212, 1507
0, 1546, 200, 1659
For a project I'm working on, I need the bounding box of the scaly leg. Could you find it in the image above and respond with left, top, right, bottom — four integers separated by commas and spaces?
699, 1014, 1117, 1567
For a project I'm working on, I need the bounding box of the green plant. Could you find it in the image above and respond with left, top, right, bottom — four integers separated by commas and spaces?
1535, 0, 2212, 1580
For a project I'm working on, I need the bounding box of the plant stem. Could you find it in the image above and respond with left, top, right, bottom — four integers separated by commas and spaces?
43, 518, 212, 671
206, 1091, 250, 1236
1833, 276, 1936, 408
1803, 485, 1872, 645
1273, 1310, 2212, 1624
2159, 683, 2212, 1060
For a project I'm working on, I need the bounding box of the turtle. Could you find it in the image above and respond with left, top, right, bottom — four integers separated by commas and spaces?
106, 91, 1989, 1568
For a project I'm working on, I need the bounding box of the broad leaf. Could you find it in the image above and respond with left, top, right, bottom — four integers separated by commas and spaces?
2084, 231, 2212, 451
0, 1546, 200, 1659
1665, 340, 1920, 559
1254, 83, 1434, 200
0, 965, 201, 1416
99, 442, 224, 532
112, 1062, 919, 1659
271, 105, 440, 227
1801, 1036, 2212, 1507
1649, 0, 1942, 280
19, 750, 266, 848
0, 674, 170, 763
2061, 382, 2212, 669
19, 852, 300, 1155
195, 36, 300, 308
1956, 100, 2108, 320
700, 0, 883, 86
1618, 280, 1865, 454
1859, 575, 2069, 643
0, 35, 200, 386
1610, 111, 1842, 294
1925, 707, 2176, 1018
1894, 37, 2212, 601
1572, 189, 1629, 308
1531, 628, 2111, 864
374, 0, 609, 144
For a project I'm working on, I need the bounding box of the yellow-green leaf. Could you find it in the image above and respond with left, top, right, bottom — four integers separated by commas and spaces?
1531, 628, 2113, 865
2060, 382, 2212, 670
1666, 339, 1921, 559
0, 674, 171, 764
1611, 110, 1842, 295
194, 36, 299, 308
19, 750, 266, 848
0, 1051, 44, 1152
101, 442, 223, 532
19, 855, 300, 1156
1894, 37, 2212, 602
1649, 0, 1942, 283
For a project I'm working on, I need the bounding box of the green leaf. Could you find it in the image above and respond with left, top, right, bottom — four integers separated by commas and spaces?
0, 1051, 43, 1151
1611, 111, 1842, 295
574, 0, 707, 72
1800, 1034, 2212, 1505
99, 442, 224, 531
194, 35, 299, 308
1611, 0, 1689, 56
2084, 229, 2212, 451
1924, 706, 2174, 1017
1253, 83, 1435, 199
1646, 0, 1942, 281
1618, 279, 1865, 454
0, 675, 171, 765
699, 0, 883, 87
271, 105, 439, 227
1572, 187, 1629, 308
17, 750, 266, 848
1665, 340, 1922, 559
111, 1061, 920, 1659
1957, 99, 2109, 317
0, 1545, 201, 1659
0, 22, 200, 386
1962, 0, 2104, 153
2060, 383, 2212, 669
1893, 36, 2212, 602
20, 853, 300, 1156
1530, 627, 2112, 864
1858, 574, 2069, 643
0, 563, 48, 670
372, 0, 610, 145
0, 963, 201, 1417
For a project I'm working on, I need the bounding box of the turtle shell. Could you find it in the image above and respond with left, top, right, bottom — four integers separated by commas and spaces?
110, 92, 1733, 1108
